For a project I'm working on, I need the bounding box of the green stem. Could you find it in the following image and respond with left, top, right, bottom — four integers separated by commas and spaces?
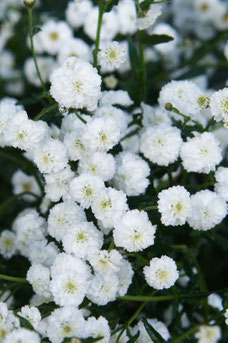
75, 111, 87, 124
28, 7, 47, 93
116, 302, 146, 343
33, 103, 58, 121
0, 192, 40, 214
172, 325, 200, 343
108, 239, 115, 252
166, 105, 204, 131
139, 38, 146, 102
205, 117, 215, 131
0, 274, 28, 283
93, 0, 104, 68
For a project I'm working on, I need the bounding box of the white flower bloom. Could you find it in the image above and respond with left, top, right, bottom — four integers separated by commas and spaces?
180, 132, 222, 174
44, 166, 74, 202
86, 316, 110, 343
40, 20, 72, 55
4, 111, 49, 151
11, 170, 41, 201
3, 328, 41, 343
113, 210, 156, 252
103, 75, 118, 89
0, 230, 17, 259
61, 112, 91, 134
92, 187, 128, 228
158, 186, 192, 226
24, 57, 55, 87
46, 307, 87, 343
214, 167, 228, 201
144, 255, 179, 290
141, 103, 172, 127
18, 306, 41, 330
208, 293, 223, 311
87, 272, 119, 306
95, 105, 130, 133
152, 23, 179, 55
50, 253, 91, 307
137, 3, 162, 30
70, 174, 105, 209
50, 57, 101, 111
117, 259, 134, 296
89, 249, 123, 274
27, 264, 51, 298
195, 325, 221, 343
84, 7, 119, 41
66, 0, 92, 29
98, 41, 126, 72
63, 129, 90, 162
48, 201, 86, 242
83, 117, 121, 152
116, 0, 137, 35
158, 80, 203, 120
113, 152, 150, 196
57, 37, 91, 64
99, 90, 133, 107
0, 98, 23, 144
194, 0, 223, 22
225, 309, 228, 325
28, 239, 59, 267
78, 152, 116, 182
62, 221, 103, 259
132, 318, 170, 343
32, 138, 68, 174
140, 125, 182, 166
210, 88, 228, 127
187, 190, 227, 231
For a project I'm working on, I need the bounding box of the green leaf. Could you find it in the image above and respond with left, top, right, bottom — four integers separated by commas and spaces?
16, 92, 48, 105
17, 315, 34, 331
139, 0, 154, 11
127, 330, 140, 343
81, 337, 104, 342
0, 264, 6, 270
142, 318, 166, 343
208, 232, 228, 253
128, 37, 141, 80
104, 0, 119, 12
32, 26, 41, 37
138, 33, 174, 45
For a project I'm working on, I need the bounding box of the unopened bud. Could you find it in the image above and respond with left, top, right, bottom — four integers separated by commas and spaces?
165, 103, 173, 111
23, 0, 36, 8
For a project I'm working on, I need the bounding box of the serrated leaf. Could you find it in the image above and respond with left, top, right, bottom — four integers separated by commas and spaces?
32, 26, 41, 37
127, 330, 140, 343
142, 318, 166, 343
139, 33, 174, 45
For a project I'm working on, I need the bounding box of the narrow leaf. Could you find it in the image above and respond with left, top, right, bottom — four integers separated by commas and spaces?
127, 330, 140, 343
32, 26, 41, 37
142, 318, 166, 343
139, 33, 174, 45
17, 315, 34, 331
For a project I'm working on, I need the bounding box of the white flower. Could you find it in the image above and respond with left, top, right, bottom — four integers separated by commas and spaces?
137, 3, 162, 30
11, 170, 41, 201
92, 187, 128, 228
84, 7, 119, 41
46, 307, 87, 343
208, 294, 223, 311
158, 80, 203, 120
225, 309, 228, 325
57, 37, 91, 64
26, 264, 51, 298
140, 125, 182, 166
117, 259, 134, 296
132, 318, 170, 343
66, 0, 92, 29
40, 20, 72, 55
180, 132, 222, 174
24, 56, 55, 87
44, 166, 74, 202
214, 167, 228, 201
98, 41, 126, 72
17, 306, 41, 330
113, 210, 156, 252
95, 105, 130, 133
210, 88, 228, 127
32, 138, 68, 174
144, 255, 179, 290
152, 23, 179, 55
83, 117, 121, 152
0, 230, 17, 259
3, 328, 41, 343
87, 272, 119, 306
28, 239, 59, 267
50, 57, 101, 111
78, 152, 116, 182
0, 98, 23, 144
195, 325, 221, 343
141, 103, 172, 127
187, 190, 227, 231
158, 186, 192, 226
86, 316, 110, 343
99, 90, 133, 107
89, 249, 123, 274
70, 174, 105, 209
63, 129, 90, 162
62, 221, 103, 259
113, 152, 150, 196
48, 201, 86, 242
116, 0, 137, 35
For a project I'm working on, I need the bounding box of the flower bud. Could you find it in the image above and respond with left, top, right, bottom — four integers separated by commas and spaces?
165, 103, 173, 111
23, 0, 36, 8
